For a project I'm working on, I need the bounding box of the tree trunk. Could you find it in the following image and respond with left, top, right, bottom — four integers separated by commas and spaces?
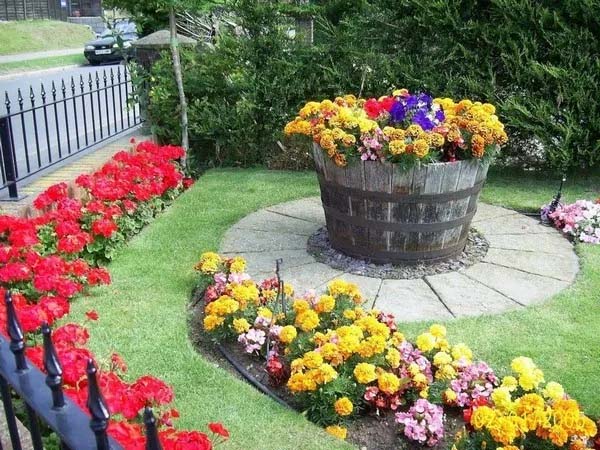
169, 7, 189, 169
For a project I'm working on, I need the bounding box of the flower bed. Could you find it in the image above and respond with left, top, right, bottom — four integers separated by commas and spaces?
196, 252, 598, 449
284, 90, 508, 167
0, 141, 228, 449
547, 200, 600, 245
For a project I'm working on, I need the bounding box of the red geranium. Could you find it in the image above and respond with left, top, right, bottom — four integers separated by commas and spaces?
364, 98, 384, 119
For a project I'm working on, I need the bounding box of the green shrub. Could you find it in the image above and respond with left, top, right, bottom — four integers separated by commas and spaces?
146, 0, 600, 172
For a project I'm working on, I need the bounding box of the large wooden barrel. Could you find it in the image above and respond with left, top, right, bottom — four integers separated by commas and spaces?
313, 144, 489, 263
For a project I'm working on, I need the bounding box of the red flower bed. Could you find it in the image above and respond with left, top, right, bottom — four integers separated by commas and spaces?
0, 141, 226, 449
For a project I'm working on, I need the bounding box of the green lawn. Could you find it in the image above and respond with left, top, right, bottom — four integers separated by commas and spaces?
0, 20, 94, 55
0, 54, 87, 75
67, 168, 600, 448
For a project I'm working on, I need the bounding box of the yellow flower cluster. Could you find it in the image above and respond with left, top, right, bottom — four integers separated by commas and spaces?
327, 279, 363, 304
195, 251, 222, 274
435, 98, 508, 158
470, 358, 597, 447
325, 425, 347, 440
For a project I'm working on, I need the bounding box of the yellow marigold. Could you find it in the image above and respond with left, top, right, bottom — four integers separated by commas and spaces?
415, 332, 436, 352
287, 372, 316, 392
518, 368, 544, 391
393, 88, 409, 97
578, 416, 598, 437
229, 256, 246, 273
343, 309, 356, 320
419, 388, 429, 399
303, 351, 324, 369
315, 295, 336, 314
471, 134, 485, 158
383, 126, 406, 141
298, 101, 320, 118
296, 310, 320, 332
451, 343, 473, 362
436, 364, 457, 380
570, 440, 588, 450
354, 363, 377, 384
389, 139, 407, 155
430, 132, 445, 147
443, 388, 457, 404
471, 405, 496, 430
429, 324, 446, 338
357, 335, 386, 358
511, 356, 535, 374
232, 318, 250, 334
205, 295, 239, 316
334, 397, 354, 416
406, 124, 423, 137
327, 279, 363, 303
279, 325, 297, 344
490, 416, 521, 445
196, 252, 222, 274
325, 425, 347, 440
378, 372, 401, 395
413, 372, 428, 387
515, 393, 545, 416
230, 284, 259, 308
257, 307, 273, 319
320, 343, 343, 365
491, 387, 513, 412
413, 139, 429, 158
385, 348, 401, 369
433, 351, 452, 367
292, 299, 310, 313
549, 424, 569, 447
284, 284, 294, 297
391, 331, 405, 346
310, 364, 338, 384
203, 314, 224, 331
542, 381, 565, 402
501, 376, 519, 391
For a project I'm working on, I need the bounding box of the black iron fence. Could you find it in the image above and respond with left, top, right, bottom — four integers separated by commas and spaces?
0, 65, 142, 200
0, 291, 164, 449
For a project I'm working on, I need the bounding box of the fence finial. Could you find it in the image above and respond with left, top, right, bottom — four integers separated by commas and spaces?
86, 359, 110, 450
42, 322, 65, 409
5, 291, 27, 371
143, 407, 163, 450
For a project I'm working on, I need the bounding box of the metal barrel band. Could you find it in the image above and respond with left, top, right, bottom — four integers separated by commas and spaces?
329, 238, 469, 263
317, 173, 485, 204
322, 205, 476, 233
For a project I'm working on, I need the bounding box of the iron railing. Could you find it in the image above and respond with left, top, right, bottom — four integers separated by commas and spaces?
0, 65, 142, 200
0, 291, 164, 449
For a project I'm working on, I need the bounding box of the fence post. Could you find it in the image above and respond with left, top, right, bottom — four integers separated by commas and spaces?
143, 407, 163, 450
86, 359, 111, 450
0, 116, 20, 200
42, 322, 65, 409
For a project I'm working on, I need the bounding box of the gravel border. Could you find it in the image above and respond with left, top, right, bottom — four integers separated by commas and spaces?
306, 227, 489, 280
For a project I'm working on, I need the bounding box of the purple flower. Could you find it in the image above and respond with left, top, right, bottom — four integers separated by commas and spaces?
395, 399, 445, 447
389, 101, 406, 123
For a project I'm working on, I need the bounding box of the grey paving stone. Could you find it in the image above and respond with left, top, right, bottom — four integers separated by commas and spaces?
278, 262, 344, 295
485, 232, 574, 254
473, 214, 557, 235
462, 262, 570, 306
374, 279, 453, 322
425, 272, 520, 317
483, 247, 579, 282
472, 203, 520, 223
316, 273, 383, 307
232, 209, 322, 236
220, 228, 307, 253
266, 198, 326, 224
225, 249, 316, 277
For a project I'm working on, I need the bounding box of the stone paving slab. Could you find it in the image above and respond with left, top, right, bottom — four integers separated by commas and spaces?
425, 272, 521, 317
375, 279, 454, 322
462, 262, 570, 306
484, 232, 574, 254
483, 247, 578, 282
220, 196, 579, 322
232, 209, 322, 236
266, 199, 326, 224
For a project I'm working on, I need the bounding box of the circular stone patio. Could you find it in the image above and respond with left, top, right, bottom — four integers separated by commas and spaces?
220, 197, 579, 322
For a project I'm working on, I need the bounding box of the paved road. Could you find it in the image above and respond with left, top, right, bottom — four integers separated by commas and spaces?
0, 62, 140, 185
0, 48, 82, 64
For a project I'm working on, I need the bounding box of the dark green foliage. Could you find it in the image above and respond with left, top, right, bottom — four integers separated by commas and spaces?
147, 0, 600, 172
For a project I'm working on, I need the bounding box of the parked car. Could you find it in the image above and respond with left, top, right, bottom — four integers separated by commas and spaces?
84, 21, 138, 65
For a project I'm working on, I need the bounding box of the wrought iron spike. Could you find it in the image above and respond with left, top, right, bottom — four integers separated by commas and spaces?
80, 74, 85, 91
143, 407, 163, 450
42, 323, 64, 409
29, 85, 35, 101
4, 91, 9, 107
86, 359, 110, 450
61, 79, 66, 94
5, 291, 27, 371
110, 68, 114, 81
116, 66, 121, 80
102, 70, 107, 84
70, 76, 75, 90
17, 88, 23, 107
40, 83, 46, 102
51, 80, 57, 96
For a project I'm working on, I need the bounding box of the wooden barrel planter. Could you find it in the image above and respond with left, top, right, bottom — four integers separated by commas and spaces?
313, 144, 489, 264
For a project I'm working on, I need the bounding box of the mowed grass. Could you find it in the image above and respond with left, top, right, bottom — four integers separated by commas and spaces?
67, 168, 600, 449
0, 54, 87, 75
0, 20, 94, 55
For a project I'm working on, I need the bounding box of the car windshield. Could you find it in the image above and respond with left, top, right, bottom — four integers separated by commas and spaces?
99, 22, 137, 38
